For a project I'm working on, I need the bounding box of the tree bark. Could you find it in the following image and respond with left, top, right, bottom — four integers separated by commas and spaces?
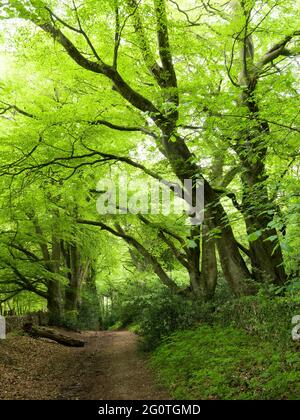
23, 324, 84, 347
159, 129, 253, 295
32, 217, 64, 324
64, 244, 83, 312
200, 223, 217, 300
234, 12, 286, 285
47, 280, 63, 325
47, 233, 63, 325
241, 174, 286, 284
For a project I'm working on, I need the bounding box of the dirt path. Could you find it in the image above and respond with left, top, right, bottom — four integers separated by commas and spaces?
0, 330, 170, 400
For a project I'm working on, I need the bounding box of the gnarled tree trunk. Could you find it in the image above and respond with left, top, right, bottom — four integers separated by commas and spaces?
234, 12, 286, 286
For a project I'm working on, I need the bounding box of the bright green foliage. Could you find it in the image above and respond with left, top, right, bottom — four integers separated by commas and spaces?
151, 325, 300, 400
107, 281, 210, 349
0, 0, 299, 300
0, 0, 299, 400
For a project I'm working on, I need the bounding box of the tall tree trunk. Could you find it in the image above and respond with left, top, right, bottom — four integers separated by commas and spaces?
47, 280, 63, 325
200, 223, 217, 300
234, 16, 286, 285
64, 244, 82, 312
241, 171, 286, 284
205, 181, 255, 295
160, 125, 253, 295
33, 216, 63, 324
47, 234, 63, 325
187, 225, 201, 295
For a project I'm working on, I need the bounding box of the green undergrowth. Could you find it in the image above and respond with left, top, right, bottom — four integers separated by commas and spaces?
150, 325, 300, 400
108, 321, 123, 331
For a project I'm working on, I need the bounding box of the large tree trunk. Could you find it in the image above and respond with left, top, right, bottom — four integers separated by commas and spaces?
200, 223, 217, 300
187, 225, 201, 295
160, 125, 253, 296
47, 234, 63, 325
80, 264, 100, 330
234, 24, 286, 286
64, 244, 83, 312
47, 280, 63, 325
205, 180, 253, 295
33, 217, 64, 325
241, 173, 286, 284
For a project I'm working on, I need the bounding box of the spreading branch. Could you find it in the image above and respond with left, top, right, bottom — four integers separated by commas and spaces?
77, 218, 180, 291
257, 31, 300, 70
39, 21, 163, 119
137, 214, 190, 269
89, 119, 158, 138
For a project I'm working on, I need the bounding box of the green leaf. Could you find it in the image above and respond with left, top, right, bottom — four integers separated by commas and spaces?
187, 240, 198, 249
247, 230, 262, 242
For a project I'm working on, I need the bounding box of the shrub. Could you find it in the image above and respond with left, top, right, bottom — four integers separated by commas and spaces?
138, 289, 213, 350
77, 286, 100, 330
213, 286, 300, 350
62, 310, 78, 330
107, 280, 214, 350
108, 321, 123, 331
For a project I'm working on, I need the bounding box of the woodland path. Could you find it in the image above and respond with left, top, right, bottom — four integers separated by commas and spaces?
58, 330, 170, 400
0, 330, 170, 400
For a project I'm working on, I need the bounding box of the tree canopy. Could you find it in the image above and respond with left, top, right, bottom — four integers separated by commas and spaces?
0, 0, 299, 322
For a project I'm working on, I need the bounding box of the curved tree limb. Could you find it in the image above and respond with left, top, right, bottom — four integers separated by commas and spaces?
39, 21, 163, 120
77, 218, 180, 291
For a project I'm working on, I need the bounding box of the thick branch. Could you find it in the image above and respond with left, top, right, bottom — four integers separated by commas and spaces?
125, 0, 165, 87
237, 242, 251, 258
39, 22, 162, 118
82, 148, 183, 194
77, 219, 179, 291
5, 263, 48, 299
257, 31, 300, 69
0, 101, 36, 119
8, 243, 40, 262
45, 4, 101, 61
0, 101, 158, 139
154, 0, 178, 92
89, 119, 157, 138
32, 218, 51, 270
221, 166, 240, 189
113, 1, 121, 68
137, 214, 189, 269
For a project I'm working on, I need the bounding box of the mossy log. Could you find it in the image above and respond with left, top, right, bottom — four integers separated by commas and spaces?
23, 323, 85, 347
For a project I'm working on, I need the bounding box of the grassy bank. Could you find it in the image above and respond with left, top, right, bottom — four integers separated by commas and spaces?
150, 325, 300, 400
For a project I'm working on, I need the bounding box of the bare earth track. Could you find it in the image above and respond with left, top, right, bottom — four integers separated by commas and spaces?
0, 330, 170, 400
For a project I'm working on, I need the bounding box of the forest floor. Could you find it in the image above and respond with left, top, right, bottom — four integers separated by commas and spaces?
0, 330, 170, 400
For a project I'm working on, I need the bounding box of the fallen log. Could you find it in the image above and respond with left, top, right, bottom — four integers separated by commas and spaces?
23, 323, 85, 347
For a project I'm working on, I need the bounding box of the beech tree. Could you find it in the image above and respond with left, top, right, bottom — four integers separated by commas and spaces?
0, 174, 101, 322
0, 0, 299, 303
